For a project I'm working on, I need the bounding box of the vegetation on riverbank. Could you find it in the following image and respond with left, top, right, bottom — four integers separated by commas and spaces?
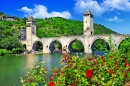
0, 49, 12, 56
20, 37, 130, 86
0, 20, 24, 55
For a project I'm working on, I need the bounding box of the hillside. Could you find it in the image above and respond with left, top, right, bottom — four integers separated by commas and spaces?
0, 12, 118, 38
35, 17, 118, 38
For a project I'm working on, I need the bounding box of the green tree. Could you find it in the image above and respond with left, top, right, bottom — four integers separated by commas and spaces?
0, 36, 24, 53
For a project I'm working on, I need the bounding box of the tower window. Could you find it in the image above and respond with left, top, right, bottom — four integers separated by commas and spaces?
91, 31, 92, 35
86, 20, 87, 23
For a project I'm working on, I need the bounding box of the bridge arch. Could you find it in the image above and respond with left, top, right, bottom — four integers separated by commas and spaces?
48, 39, 62, 53
90, 37, 110, 53
118, 37, 130, 50
32, 40, 43, 51
68, 38, 84, 53
23, 44, 26, 50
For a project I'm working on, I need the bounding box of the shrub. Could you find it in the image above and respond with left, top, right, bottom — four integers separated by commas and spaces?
20, 62, 47, 86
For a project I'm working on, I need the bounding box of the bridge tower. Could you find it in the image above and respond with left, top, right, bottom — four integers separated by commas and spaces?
26, 16, 36, 51
83, 9, 93, 36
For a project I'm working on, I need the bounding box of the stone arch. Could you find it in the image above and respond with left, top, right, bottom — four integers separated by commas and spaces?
32, 40, 43, 51
48, 39, 62, 53
68, 38, 84, 53
90, 37, 110, 53
118, 37, 130, 49
23, 44, 26, 50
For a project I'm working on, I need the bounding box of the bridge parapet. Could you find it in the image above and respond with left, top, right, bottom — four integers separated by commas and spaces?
121, 34, 130, 37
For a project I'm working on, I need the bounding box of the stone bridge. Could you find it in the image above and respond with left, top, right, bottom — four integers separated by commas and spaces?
20, 10, 130, 53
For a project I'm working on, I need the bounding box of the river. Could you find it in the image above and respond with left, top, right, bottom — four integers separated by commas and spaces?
0, 51, 104, 86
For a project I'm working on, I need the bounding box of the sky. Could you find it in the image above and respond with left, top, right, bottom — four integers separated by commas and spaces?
0, 0, 130, 34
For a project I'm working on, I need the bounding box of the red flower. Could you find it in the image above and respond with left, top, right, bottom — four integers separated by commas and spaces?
85, 70, 93, 78
124, 58, 127, 62
101, 56, 106, 62
103, 59, 106, 62
94, 55, 96, 58
108, 68, 113, 75
124, 63, 130, 66
109, 56, 112, 58
88, 58, 92, 61
48, 81, 55, 86
61, 72, 64, 74
101, 56, 104, 59
124, 73, 128, 78
93, 56, 97, 60
29, 78, 33, 82
50, 76, 53, 80
70, 84, 75, 86
88, 58, 95, 61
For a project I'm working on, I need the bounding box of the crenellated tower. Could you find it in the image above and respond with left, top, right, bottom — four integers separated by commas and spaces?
83, 10, 93, 36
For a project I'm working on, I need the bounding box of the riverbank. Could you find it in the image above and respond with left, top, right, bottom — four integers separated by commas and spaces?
32, 51, 43, 54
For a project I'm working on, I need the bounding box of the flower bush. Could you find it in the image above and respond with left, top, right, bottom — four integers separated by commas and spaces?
20, 37, 130, 86
20, 62, 47, 86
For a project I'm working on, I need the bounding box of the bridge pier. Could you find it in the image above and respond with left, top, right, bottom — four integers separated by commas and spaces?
26, 44, 32, 52
43, 44, 50, 53
85, 48, 93, 54
62, 44, 70, 53
84, 44, 93, 54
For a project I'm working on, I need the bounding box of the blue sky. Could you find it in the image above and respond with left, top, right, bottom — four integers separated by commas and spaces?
0, 0, 130, 34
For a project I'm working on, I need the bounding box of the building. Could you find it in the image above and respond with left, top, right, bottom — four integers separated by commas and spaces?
19, 29, 26, 40
6, 16, 15, 21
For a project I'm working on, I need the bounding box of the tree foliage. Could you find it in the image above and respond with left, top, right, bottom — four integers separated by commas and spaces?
0, 20, 24, 54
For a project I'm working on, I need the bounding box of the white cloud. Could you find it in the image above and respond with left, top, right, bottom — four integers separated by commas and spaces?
18, 4, 71, 19
18, 7, 33, 13
107, 16, 122, 22
74, 0, 105, 16
74, 0, 130, 16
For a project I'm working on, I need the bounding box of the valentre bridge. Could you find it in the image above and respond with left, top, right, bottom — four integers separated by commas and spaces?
20, 10, 130, 53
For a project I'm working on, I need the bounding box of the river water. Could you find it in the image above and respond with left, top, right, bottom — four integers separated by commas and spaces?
0, 52, 104, 86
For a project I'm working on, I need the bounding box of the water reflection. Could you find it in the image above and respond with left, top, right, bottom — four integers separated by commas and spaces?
25, 54, 38, 69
